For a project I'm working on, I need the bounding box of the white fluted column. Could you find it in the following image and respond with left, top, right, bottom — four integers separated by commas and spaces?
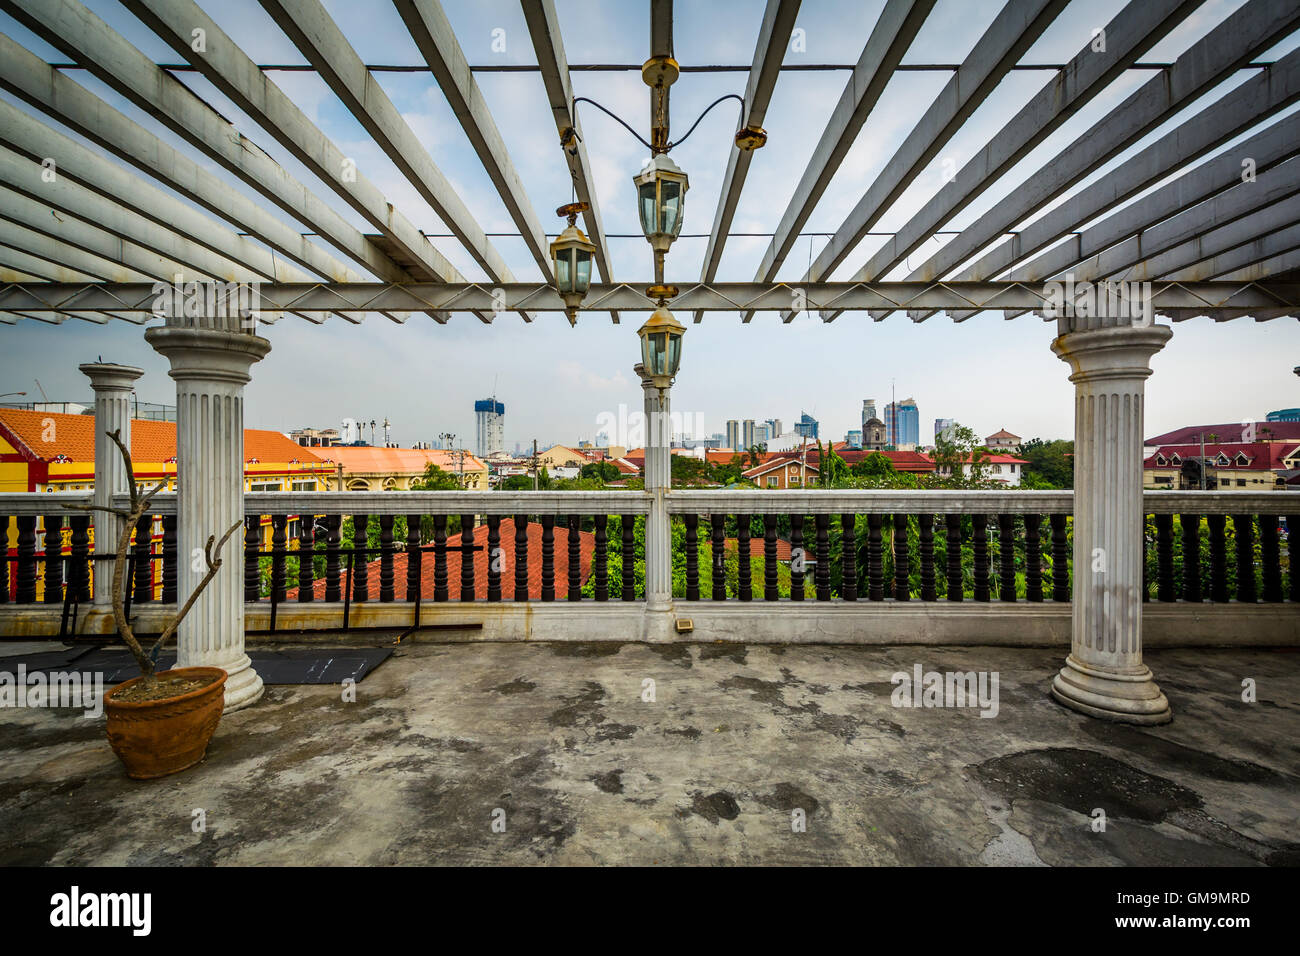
79, 362, 143, 605
145, 321, 270, 712
1051, 320, 1172, 724
638, 365, 674, 638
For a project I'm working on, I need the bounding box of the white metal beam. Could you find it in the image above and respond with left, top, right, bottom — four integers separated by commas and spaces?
746, 0, 935, 315
392, 0, 553, 280
521, 0, 619, 323
695, 0, 800, 323
848, 0, 1202, 287
117, 0, 467, 291
0, 0, 417, 288
792, 0, 1068, 297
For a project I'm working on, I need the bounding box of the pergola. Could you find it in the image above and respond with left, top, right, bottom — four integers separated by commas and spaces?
2, 0, 1298, 721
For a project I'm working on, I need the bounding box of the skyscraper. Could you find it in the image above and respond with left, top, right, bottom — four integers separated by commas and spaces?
885, 398, 919, 447
742, 419, 756, 449
794, 412, 819, 439
862, 399, 877, 432
934, 418, 956, 444
725, 419, 740, 450
474, 398, 504, 457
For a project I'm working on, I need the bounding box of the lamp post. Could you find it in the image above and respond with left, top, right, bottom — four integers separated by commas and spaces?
633, 153, 689, 286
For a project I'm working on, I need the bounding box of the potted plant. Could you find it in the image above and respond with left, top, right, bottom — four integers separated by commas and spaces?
72, 430, 241, 779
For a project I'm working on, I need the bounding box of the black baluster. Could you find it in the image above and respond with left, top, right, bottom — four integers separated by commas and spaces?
815, 513, 830, 601
1234, 514, 1256, 603
737, 513, 753, 601
764, 513, 778, 601
70, 514, 92, 603
160, 514, 176, 603
486, 515, 502, 601
132, 513, 151, 603
867, 513, 883, 601
271, 514, 288, 604
461, 514, 476, 602
594, 515, 608, 601
406, 513, 422, 601
946, 514, 962, 602
1290, 516, 1299, 602
514, 514, 528, 601
790, 514, 805, 602
620, 514, 635, 601
298, 512, 315, 601
244, 515, 262, 601
0, 516, 8, 603
15, 515, 35, 603
1207, 514, 1228, 602
998, 514, 1016, 602
684, 513, 699, 601
379, 514, 395, 602
711, 513, 727, 600
840, 513, 857, 601
1154, 513, 1175, 602
919, 514, 935, 602
1260, 515, 1282, 603
893, 513, 909, 601
436, 515, 451, 602
351, 514, 368, 602
1180, 513, 1201, 602
1024, 514, 1042, 602
325, 515, 342, 602
539, 515, 553, 602
43, 515, 64, 603
973, 514, 990, 602
1051, 513, 1069, 602
567, 515, 581, 601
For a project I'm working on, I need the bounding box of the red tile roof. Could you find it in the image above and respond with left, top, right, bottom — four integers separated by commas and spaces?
1146, 422, 1300, 445
1144, 442, 1296, 471
286, 517, 595, 601
0, 408, 324, 465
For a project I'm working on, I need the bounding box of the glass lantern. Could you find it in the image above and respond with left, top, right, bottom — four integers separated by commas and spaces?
637, 306, 685, 388
549, 203, 597, 325
633, 154, 689, 253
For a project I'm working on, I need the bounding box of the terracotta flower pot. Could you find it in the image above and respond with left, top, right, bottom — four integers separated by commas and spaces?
104, 666, 227, 779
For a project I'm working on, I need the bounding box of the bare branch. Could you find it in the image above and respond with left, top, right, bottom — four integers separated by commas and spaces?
152, 519, 242, 659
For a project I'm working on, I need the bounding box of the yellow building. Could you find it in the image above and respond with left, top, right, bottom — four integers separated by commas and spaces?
1, 408, 333, 599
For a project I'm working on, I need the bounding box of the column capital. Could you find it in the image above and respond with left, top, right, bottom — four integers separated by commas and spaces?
1051, 323, 1171, 384
79, 362, 143, 393
144, 326, 270, 385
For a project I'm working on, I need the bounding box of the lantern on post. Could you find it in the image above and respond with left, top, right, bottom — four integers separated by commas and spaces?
636, 305, 685, 391
549, 202, 596, 326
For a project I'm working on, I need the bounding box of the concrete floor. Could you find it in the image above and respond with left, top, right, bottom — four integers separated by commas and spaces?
1, 641, 1297, 865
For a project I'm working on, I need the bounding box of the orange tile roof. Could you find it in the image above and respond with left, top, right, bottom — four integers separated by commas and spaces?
323, 445, 484, 474
0, 408, 324, 465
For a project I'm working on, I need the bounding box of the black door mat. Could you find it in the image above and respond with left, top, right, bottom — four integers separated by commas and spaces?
7, 647, 392, 686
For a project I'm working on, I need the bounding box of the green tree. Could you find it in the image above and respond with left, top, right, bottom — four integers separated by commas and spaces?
579, 461, 621, 483
1018, 438, 1074, 489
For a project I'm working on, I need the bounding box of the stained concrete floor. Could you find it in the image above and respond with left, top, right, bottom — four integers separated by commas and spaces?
1, 641, 1297, 866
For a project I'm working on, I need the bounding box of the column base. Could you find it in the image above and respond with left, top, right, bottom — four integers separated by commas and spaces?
179, 653, 263, 712
1050, 654, 1171, 725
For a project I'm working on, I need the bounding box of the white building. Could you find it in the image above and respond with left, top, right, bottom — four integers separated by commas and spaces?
474, 398, 505, 458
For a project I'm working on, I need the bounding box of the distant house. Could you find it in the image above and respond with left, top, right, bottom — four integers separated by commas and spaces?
327, 445, 488, 490
1143, 442, 1298, 490
742, 454, 819, 489
985, 428, 1021, 451
934, 453, 1029, 486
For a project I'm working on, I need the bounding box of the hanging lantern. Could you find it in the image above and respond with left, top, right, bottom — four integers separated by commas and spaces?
633, 154, 689, 254
549, 201, 596, 325
637, 306, 685, 389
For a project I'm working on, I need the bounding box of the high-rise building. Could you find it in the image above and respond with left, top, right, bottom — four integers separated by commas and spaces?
794, 412, 819, 439
934, 418, 957, 444
885, 398, 920, 448
726, 419, 740, 450
742, 419, 756, 449
474, 398, 505, 457
846, 429, 863, 449
862, 400, 877, 431
767, 418, 782, 439
755, 423, 771, 444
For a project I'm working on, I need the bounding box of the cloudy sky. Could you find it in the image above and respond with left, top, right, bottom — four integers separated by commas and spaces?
2, 0, 1298, 450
